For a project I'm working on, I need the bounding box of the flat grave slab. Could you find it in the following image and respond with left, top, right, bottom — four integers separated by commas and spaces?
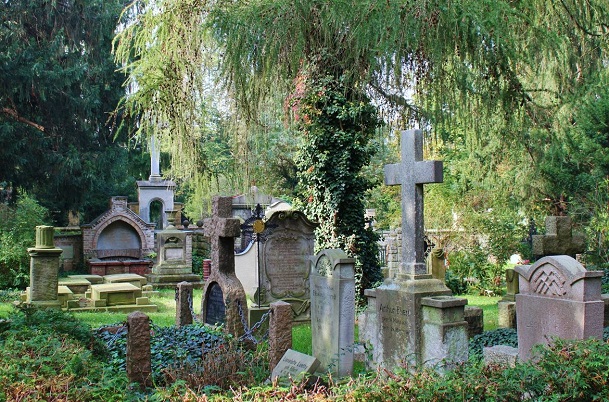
103, 273, 147, 288
270, 349, 321, 382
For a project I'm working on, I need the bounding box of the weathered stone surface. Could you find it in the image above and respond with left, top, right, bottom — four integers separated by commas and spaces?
421, 296, 468, 371
384, 129, 443, 281
498, 301, 517, 329
201, 196, 247, 338
515, 255, 604, 361
310, 249, 355, 377
269, 301, 293, 373
91, 283, 142, 306
483, 345, 518, 367
176, 281, 194, 327
126, 311, 152, 388
372, 279, 451, 368
429, 248, 446, 282
464, 305, 484, 338
270, 349, 320, 382
532, 216, 585, 258
502, 268, 519, 302
236, 210, 317, 322
27, 226, 63, 308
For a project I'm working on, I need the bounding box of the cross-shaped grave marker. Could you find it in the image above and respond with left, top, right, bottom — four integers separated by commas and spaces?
201, 196, 247, 337
204, 196, 241, 275
384, 129, 443, 280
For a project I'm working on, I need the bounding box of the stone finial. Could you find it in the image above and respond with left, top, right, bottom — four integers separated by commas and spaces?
35, 225, 55, 249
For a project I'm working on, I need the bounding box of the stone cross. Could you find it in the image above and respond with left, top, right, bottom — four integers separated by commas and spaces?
532, 216, 585, 258
384, 129, 443, 280
204, 196, 241, 275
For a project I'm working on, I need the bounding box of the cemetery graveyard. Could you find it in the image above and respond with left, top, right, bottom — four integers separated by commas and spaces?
2, 2, 609, 398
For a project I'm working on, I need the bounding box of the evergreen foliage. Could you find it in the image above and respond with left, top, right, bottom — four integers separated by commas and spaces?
291, 73, 383, 299
0, 0, 138, 224
0, 194, 49, 289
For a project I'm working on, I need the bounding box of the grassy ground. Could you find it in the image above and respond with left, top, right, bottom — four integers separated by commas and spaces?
464, 294, 501, 331
1, 289, 500, 332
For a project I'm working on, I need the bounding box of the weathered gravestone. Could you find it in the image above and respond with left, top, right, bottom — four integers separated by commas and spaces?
235, 210, 317, 322
360, 129, 452, 369
515, 255, 604, 361
201, 196, 248, 338
310, 249, 355, 377
270, 349, 321, 383
27, 225, 63, 308
532, 216, 585, 259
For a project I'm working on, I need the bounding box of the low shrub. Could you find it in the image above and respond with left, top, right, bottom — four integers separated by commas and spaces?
469, 328, 518, 360
95, 322, 236, 385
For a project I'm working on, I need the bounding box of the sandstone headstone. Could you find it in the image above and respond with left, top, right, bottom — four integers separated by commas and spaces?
532, 216, 585, 258
201, 196, 247, 338
270, 349, 320, 382
235, 210, 317, 321
310, 249, 355, 377
147, 224, 201, 288
429, 247, 446, 282
515, 255, 604, 361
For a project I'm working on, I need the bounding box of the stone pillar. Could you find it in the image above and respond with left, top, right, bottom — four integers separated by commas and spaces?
176, 281, 194, 327
126, 311, 152, 388
421, 296, 469, 371
27, 225, 63, 308
498, 268, 518, 329
268, 301, 292, 372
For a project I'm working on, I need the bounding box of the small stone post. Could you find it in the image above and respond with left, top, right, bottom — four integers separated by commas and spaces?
27, 225, 63, 308
126, 311, 152, 388
176, 281, 194, 327
421, 296, 469, 372
268, 301, 293, 372
498, 268, 519, 328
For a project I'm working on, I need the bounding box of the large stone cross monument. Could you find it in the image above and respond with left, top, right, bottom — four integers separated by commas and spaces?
360, 129, 458, 370
384, 129, 444, 280
201, 196, 247, 337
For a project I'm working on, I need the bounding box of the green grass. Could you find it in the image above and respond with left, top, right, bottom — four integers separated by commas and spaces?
464, 294, 501, 331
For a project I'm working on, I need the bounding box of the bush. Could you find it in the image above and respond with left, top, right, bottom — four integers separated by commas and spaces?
0, 306, 130, 401
95, 322, 233, 385
469, 328, 518, 360
0, 194, 49, 289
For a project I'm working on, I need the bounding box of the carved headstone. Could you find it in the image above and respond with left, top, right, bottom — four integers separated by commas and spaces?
200, 196, 247, 338
310, 249, 355, 377
515, 255, 603, 361
236, 210, 317, 321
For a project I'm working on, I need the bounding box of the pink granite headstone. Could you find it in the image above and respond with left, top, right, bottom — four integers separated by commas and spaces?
515, 255, 604, 361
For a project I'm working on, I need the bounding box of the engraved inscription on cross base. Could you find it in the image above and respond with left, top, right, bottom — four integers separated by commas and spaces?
384, 129, 443, 280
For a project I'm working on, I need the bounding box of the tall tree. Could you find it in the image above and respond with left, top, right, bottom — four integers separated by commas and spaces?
0, 0, 134, 224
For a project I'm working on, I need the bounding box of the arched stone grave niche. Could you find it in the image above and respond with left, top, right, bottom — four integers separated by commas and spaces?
204, 282, 226, 325
515, 255, 604, 361
82, 197, 155, 276
310, 249, 355, 377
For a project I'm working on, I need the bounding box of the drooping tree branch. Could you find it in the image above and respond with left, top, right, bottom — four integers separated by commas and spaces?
1, 107, 45, 132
